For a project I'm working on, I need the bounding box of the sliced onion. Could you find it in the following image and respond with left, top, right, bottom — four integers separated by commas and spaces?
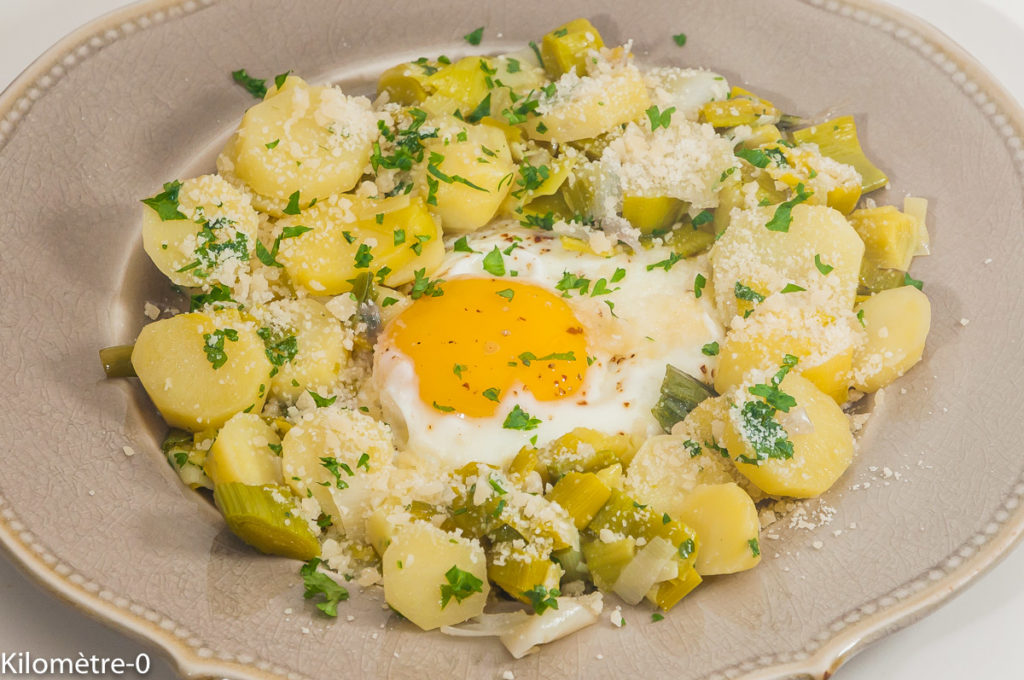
611, 537, 677, 605
499, 593, 604, 659
440, 611, 531, 638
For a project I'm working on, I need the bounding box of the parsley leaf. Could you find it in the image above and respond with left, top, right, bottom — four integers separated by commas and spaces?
496, 288, 515, 300
647, 252, 683, 272
692, 209, 714, 228
503, 404, 541, 431
453, 236, 475, 253
141, 180, 187, 221
678, 538, 695, 559
734, 282, 765, 304
283, 191, 302, 215
463, 27, 484, 46
748, 538, 760, 557
701, 341, 719, 356
814, 254, 834, 275
410, 269, 445, 299
257, 327, 298, 367
231, 69, 267, 99
482, 247, 506, 276
482, 387, 501, 402
780, 283, 806, 293
694, 273, 707, 298
904, 272, 924, 290
523, 585, 560, 615
440, 565, 483, 608
645, 105, 676, 131
765, 183, 813, 232
308, 390, 337, 408
202, 328, 238, 369
433, 402, 456, 413
464, 92, 492, 123
672, 33, 687, 46
299, 558, 349, 617
735, 148, 770, 168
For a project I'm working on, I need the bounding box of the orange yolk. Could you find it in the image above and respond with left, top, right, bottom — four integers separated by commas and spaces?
383, 277, 589, 417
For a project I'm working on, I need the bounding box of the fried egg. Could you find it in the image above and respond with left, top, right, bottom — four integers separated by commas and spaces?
373, 225, 722, 467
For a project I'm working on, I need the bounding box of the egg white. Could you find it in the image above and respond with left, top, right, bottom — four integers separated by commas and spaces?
373, 223, 723, 468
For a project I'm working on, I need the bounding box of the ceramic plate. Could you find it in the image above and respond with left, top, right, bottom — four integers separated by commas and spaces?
1, 0, 1022, 678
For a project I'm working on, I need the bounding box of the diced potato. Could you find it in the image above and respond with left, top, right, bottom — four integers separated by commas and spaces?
725, 373, 854, 498
382, 522, 489, 630
852, 285, 931, 393
131, 311, 272, 431
225, 76, 378, 207
205, 413, 283, 486
141, 175, 259, 288
709, 203, 865, 319
281, 407, 394, 538
540, 18, 604, 79
278, 193, 443, 295
422, 120, 515, 232
714, 294, 860, 403
530, 59, 650, 143
848, 206, 919, 271
254, 298, 349, 402
675, 483, 760, 575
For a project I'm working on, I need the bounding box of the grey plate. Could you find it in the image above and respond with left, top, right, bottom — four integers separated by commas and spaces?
0, 0, 1022, 678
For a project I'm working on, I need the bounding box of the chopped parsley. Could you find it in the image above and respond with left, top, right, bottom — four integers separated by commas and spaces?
694, 273, 707, 298
904, 272, 924, 290
308, 390, 337, 408
440, 565, 484, 608
672, 32, 687, 46
734, 282, 765, 304
433, 402, 456, 413
482, 247, 506, 276
255, 224, 311, 268
857, 308, 866, 327
320, 456, 352, 490
283, 191, 302, 215
645, 105, 676, 131
353, 243, 374, 269
482, 387, 501, 402
503, 404, 541, 431
512, 161, 550, 198
736, 356, 799, 465
814, 254, 834, 275
453, 363, 468, 379
231, 69, 267, 98
735, 148, 770, 168
409, 269, 444, 299
265, 139, 280, 149
765, 183, 813, 232
464, 92, 492, 123
453, 236, 475, 253
463, 27, 484, 46
748, 538, 761, 558
299, 558, 349, 617
692, 209, 714, 228
523, 585, 560, 615
496, 288, 515, 300
678, 538, 695, 559
517, 351, 575, 366
202, 328, 238, 369
647, 252, 683, 272
652, 613, 665, 622
682, 439, 702, 458
257, 327, 298, 367
701, 341, 720, 356
780, 283, 806, 293
141, 180, 187, 221
189, 283, 235, 311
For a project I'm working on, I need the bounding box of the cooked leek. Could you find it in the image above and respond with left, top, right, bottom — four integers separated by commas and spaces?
612, 536, 676, 605
488, 554, 562, 604
792, 115, 888, 194
649, 563, 702, 610
848, 206, 918, 271
622, 196, 687, 234
540, 19, 604, 79
100, 344, 136, 378
651, 364, 716, 433
580, 536, 635, 591
545, 472, 611, 529
213, 483, 321, 560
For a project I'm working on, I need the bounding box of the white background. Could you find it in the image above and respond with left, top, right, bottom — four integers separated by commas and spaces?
0, 1, 1022, 678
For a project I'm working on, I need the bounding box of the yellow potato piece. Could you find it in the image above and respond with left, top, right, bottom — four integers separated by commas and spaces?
205, 413, 283, 486
530, 60, 650, 144
852, 285, 931, 393
141, 174, 259, 288
848, 205, 919, 271
676, 483, 761, 575
281, 406, 393, 538
255, 298, 349, 403
382, 522, 489, 630
422, 120, 515, 232
726, 373, 854, 498
710, 204, 865, 320
278, 193, 443, 295
131, 311, 272, 432
226, 75, 378, 206
715, 295, 860, 404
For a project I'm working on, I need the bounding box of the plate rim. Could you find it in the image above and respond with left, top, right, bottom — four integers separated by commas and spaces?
1, 0, 1022, 678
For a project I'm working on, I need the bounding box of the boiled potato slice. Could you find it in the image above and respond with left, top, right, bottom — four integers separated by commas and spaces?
530, 57, 650, 144
422, 120, 515, 232
226, 75, 378, 207
710, 204, 864, 319
278, 193, 443, 295
142, 174, 258, 288
281, 406, 393, 538
205, 413, 283, 486
131, 311, 272, 431
714, 293, 861, 404
852, 285, 931, 393
382, 522, 489, 630
725, 373, 854, 498
676, 483, 760, 575
252, 298, 349, 403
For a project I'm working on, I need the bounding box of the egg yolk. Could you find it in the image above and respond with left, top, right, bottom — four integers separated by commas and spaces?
383, 277, 589, 417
